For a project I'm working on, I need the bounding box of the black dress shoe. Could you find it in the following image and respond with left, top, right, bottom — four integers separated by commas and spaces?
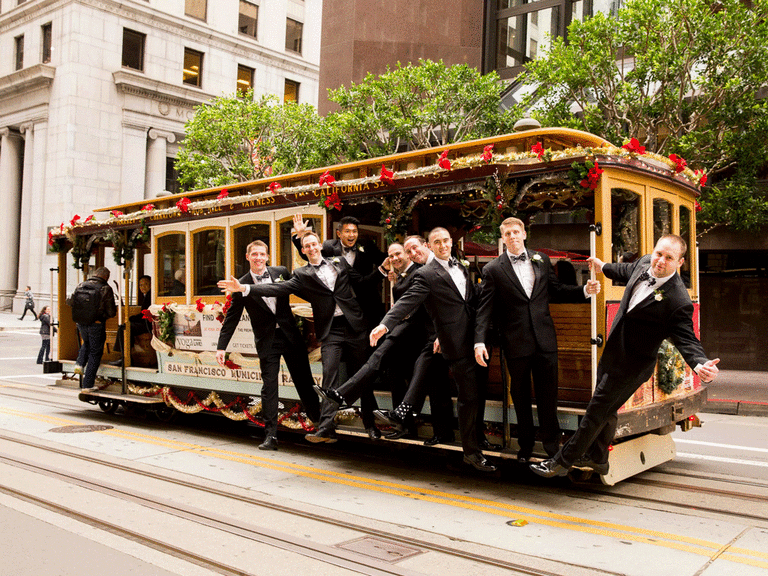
366, 427, 381, 440
481, 438, 502, 450
373, 409, 401, 428
384, 428, 409, 439
108, 358, 123, 367
313, 385, 344, 410
305, 429, 338, 444
424, 434, 455, 446
258, 436, 278, 451
530, 458, 569, 478
517, 450, 532, 464
573, 456, 609, 475
463, 453, 497, 472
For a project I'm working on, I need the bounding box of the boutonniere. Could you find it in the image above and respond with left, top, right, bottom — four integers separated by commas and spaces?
331, 257, 340, 264
460, 259, 470, 268
653, 289, 665, 301
530, 254, 543, 264
275, 274, 285, 283
357, 245, 364, 253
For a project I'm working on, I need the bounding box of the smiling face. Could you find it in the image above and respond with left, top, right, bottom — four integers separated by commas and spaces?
650, 237, 685, 279
501, 223, 527, 256
388, 243, 408, 271
301, 233, 323, 265
337, 223, 358, 248
428, 229, 452, 261
404, 238, 430, 264
246, 244, 269, 274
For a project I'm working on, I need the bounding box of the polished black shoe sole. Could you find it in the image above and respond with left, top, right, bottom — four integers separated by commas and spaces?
463, 455, 497, 472
529, 459, 569, 478
258, 438, 278, 451
373, 409, 401, 428
573, 458, 609, 475
305, 431, 338, 444
313, 385, 340, 410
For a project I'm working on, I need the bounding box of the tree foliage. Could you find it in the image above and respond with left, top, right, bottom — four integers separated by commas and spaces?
521, 0, 768, 233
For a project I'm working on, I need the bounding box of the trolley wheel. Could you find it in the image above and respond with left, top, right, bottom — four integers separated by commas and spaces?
98, 399, 119, 414
153, 404, 177, 423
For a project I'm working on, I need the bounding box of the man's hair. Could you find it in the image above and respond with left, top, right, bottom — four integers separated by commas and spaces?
138, 274, 151, 283
658, 234, 688, 258
387, 242, 403, 253
246, 239, 269, 255
300, 229, 321, 246
339, 216, 360, 229
500, 217, 525, 232
93, 267, 110, 280
403, 235, 427, 246
427, 227, 450, 242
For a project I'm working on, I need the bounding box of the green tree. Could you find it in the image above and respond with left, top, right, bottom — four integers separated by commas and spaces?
521, 0, 768, 233
329, 59, 517, 158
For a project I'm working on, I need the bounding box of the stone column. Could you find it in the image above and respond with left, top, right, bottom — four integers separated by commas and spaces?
145, 129, 176, 200
0, 128, 23, 309
17, 123, 35, 299
121, 123, 148, 204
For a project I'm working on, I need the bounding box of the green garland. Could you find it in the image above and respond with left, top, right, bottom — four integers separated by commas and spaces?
70, 235, 96, 270
656, 339, 685, 394
157, 305, 176, 346
106, 221, 150, 266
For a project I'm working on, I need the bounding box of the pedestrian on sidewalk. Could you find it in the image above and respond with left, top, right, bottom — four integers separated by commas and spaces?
37, 306, 56, 364
19, 286, 38, 320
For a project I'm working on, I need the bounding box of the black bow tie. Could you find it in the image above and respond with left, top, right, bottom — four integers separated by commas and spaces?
255, 271, 270, 281
312, 260, 327, 269
511, 252, 527, 263
638, 271, 656, 286
343, 246, 356, 254
447, 257, 459, 268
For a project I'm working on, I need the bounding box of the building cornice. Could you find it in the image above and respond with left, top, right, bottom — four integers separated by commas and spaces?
0, 64, 55, 103
113, 69, 215, 109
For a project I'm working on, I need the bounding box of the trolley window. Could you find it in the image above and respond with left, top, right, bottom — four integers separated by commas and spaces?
679, 204, 692, 288
610, 188, 641, 286
652, 197, 673, 247
193, 228, 225, 295
157, 233, 186, 297
233, 222, 270, 278
278, 216, 320, 271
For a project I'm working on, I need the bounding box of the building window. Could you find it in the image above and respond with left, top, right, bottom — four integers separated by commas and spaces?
183, 48, 203, 87
14, 35, 24, 71
285, 18, 303, 54
185, 0, 207, 21
239, 0, 258, 39
122, 29, 145, 72
41, 23, 52, 64
165, 157, 181, 196
237, 65, 254, 96
284, 79, 299, 103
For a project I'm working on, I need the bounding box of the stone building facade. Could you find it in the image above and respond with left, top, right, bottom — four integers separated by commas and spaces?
0, 0, 320, 310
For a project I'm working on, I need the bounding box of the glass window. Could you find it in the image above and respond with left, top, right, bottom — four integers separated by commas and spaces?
157, 234, 186, 297
14, 35, 24, 71
284, 79, 299, 103
279, 217, 319, 271
611, 188, 641, 285
183, 48, 203, 87
185, 0, 207, 20
679, 205, 692, 288
653, 198, 672, 247
165, 157, 180, 196
237, 64, 254, 96
122, 29, 145, 71
233, 224, 270, 278
496, 7, 559, 70
285, 18, 303, 54
41, 23, 52, 64
193, 229, 225, 295
239, 0, 258, 38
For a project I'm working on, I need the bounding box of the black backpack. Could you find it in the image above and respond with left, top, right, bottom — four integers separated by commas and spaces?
69, 280, 104, 325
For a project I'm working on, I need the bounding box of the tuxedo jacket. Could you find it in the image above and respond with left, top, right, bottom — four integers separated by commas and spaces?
246, 258, 366, 341
387, 262, 435, 345
381, 258, 478, 361
600, 255, 708, 383
475, 250, 588, 358
217, 267, 305, 354
293, 235, 385, 327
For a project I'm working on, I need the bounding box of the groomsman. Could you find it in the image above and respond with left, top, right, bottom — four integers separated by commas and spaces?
474, 217, 600, 461
219, 229, 380, 443
216, 240, 320, 451
531, 234, 720, 478
371, 228, 495, 472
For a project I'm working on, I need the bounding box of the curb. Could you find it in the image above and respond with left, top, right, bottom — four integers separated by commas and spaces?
702, 399, 768, 418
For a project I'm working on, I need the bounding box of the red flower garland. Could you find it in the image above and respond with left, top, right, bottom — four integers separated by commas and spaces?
438, 150, 451, 170
141, 309, 155, 321
531, 142, 544, 160
622, 137, 646, 155
580, 161, 604, 190
669, 154, 687, 173
268, 182, 282, 194
110, 210, 123, 218
142, 204, 155, 211
70, 214, 80, 227
319, 170, 335, 187
379, 164, 395, 185
482, 144, 494, 164
195, 298, 205, 312
216, 189, 229, 200
176, 197, 191, 213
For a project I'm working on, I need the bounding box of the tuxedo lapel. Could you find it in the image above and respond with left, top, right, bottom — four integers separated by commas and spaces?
499, 253, 529, 299
303, 262, 332, 292
247, 270, 275, 315
430, 259, 464, 300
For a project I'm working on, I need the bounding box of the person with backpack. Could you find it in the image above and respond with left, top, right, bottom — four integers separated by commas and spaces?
19, 286, 37, 320
67, 267, 117, 389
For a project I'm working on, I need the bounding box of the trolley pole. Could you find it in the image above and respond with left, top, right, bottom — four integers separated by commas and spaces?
589, 223, 603, 391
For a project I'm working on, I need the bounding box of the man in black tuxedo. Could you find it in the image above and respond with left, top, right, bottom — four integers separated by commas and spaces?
316, 237, 454, 443
219, 230, 379, 443
531, 234, 720, 478
370, 228, 495, 472
216, 240, 320, 451
474, 217, 600, 461
292, 214, 387, 329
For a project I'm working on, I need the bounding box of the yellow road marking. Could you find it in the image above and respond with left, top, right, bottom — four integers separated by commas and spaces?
1, 405, 766, 569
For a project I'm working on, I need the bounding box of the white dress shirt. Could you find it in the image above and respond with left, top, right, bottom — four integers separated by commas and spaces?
508, 249, 535, 298
435, 256, 467, 299
313, 260, 344, 316
627, 268, 674, 311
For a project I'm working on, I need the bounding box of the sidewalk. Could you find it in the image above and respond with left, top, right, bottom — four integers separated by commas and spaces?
1, 311, 765, 416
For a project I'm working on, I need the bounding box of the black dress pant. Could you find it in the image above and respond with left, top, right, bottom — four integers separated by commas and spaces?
448, 356, 487, 457
504, 348, 561, 457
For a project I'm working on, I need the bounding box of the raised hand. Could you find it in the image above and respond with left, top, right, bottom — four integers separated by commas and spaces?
217, 276, 243, 294
292, 213, 308, 235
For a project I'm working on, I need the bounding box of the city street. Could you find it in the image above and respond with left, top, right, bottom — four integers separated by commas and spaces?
1, 327, 767, 576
